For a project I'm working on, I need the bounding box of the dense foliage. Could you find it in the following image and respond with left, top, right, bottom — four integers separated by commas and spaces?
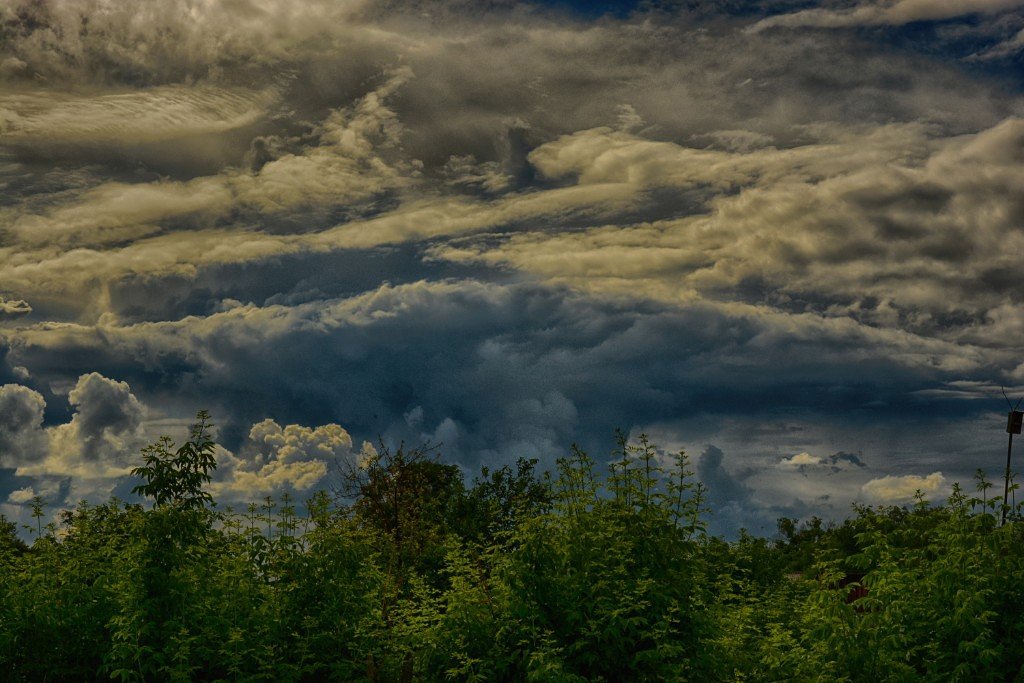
1, 414, 1022, 681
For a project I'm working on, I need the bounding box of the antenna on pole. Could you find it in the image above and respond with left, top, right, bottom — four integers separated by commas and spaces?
1001, 386, 1023, 525
1002, 386, 1023, 412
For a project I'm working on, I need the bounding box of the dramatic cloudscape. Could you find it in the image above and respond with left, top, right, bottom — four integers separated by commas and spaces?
2, 0, 1024, 536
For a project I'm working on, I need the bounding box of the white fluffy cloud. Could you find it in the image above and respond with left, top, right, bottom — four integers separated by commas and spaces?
779, 452, 823, 468
0, 296, 31, 317
247, 419, 353, 465
211, 419, 359, 499
862, 472, 948, 502
3, 68, 412, 258
2, 377, 362, 506
431, 117, 1024, 362
16, 373, 145, 479
7, 487, 36, 504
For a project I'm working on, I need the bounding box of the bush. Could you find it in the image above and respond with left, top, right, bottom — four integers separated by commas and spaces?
2, 417, 1023, 681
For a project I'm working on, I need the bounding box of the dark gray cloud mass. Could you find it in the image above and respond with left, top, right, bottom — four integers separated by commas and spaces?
0, 384, 46, 465
2, 0, 1023, 535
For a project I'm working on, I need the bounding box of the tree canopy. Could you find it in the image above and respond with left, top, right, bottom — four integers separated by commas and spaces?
1, 412, 1022, 681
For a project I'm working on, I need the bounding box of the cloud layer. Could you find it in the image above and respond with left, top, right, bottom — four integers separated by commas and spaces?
2, 0, 1022, 535
753, 0, 1024, 30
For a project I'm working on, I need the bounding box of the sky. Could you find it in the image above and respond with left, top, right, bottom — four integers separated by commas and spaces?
2, 0, 1024, 537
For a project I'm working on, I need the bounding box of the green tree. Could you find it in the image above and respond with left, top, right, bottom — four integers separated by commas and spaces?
343, 441, 465, 580
408, 435, 721, 681
108, 410, 219, 682
453, 457, 553, 546
131, 409, 216, 511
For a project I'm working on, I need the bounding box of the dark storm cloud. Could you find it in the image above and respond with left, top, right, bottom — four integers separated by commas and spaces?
693, 444, 784, 536
4, 373, 147, 490
6, 278, 1002, 485
697, 445, 752, 506
691, 444, 887, 535
65, 373, 144, 461
2, 0, 1023, 534
828, 452, 867, 471
0, 384, 46, 465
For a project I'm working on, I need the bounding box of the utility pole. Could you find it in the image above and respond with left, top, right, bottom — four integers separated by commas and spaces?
1003, 388, 1023, 525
